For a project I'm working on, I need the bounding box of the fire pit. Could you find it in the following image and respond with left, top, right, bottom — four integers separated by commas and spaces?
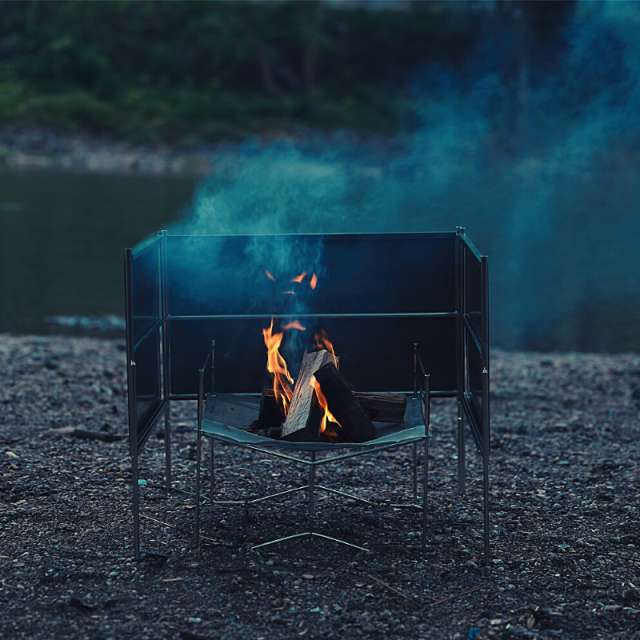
124, 229, 489, 561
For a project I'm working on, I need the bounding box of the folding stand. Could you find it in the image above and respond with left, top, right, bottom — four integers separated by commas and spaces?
194, 343, 432, 553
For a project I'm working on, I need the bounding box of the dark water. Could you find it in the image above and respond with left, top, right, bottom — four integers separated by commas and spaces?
1, 164, 639, 353
0, 168, 196, 336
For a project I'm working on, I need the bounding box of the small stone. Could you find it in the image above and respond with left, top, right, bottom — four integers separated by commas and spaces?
302, 574, 314, 580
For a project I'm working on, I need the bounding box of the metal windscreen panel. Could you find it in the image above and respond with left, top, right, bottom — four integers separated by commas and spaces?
164, 233, 457, 395
460, 233, 487, 451
134, 326, 162, 440
168, 315, 456, 395
165, 233, 456, 316
131, 237, 161, 343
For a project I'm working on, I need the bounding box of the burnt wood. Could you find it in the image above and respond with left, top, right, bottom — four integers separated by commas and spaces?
281, 350, 334, 442
258, 388, 284, 428
313, 363, 378, 443
353, 392, 407, 423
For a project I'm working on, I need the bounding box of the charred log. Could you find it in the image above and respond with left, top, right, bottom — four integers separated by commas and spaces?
313, 363, 378, 443
353, 392, 407, 423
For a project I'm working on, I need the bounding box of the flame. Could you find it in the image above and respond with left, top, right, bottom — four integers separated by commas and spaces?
311, 375, 341, 434
263, 319, 293, 415
282, 321, 307, 331
265, 269, 275, 281
310, 273, 318, 289
314, 329, 338, 369
291, 272, 307, 284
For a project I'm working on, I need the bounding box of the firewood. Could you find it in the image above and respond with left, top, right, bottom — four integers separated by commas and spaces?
258, 388, 284, 428
281, 350, 335, 442
353, 392, 407, 423
313, 363, 378, 443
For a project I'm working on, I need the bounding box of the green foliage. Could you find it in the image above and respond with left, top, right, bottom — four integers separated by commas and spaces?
0, 0, 477, 142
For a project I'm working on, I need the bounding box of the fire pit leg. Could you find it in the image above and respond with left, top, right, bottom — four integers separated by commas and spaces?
422, 437, 429, 551
413, 442, 418, 503
309, 451, 316, 533
210, 439, 215, 502
457, 401, 466, 496
132, 448, 140, 562
164, 406, 171, 493
195, 430, 202, 547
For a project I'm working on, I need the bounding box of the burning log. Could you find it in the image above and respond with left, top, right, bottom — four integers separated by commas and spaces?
280, 350, 335, 442
313, 362, 378, 443
353, 392, 407, 423
258, 388, 283, 428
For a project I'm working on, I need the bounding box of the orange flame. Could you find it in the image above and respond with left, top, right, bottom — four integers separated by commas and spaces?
265, 269, 275, 281
311, 375, 341, 434
291, 272, 307, 284
310, 273, 318, 289
282, 321, 307, 331
314, 329, 338, 369
263, 319, 293, 415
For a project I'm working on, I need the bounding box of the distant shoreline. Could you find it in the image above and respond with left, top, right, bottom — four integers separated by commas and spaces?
0, 127, 214, 176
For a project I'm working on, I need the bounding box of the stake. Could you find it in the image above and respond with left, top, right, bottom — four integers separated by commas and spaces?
431, 584, 489, 606
368, 574, 421, 608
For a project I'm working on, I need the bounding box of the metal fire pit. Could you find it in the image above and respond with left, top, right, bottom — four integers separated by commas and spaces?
124, 230, 490, 561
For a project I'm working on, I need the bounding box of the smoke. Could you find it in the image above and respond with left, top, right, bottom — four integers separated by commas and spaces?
169, 1, 640, 352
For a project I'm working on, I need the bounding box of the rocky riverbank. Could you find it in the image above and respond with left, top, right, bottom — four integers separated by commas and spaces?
1, 334, 640, 639
0, 128, 213, 176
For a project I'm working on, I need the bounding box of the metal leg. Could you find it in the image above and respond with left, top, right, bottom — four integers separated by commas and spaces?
309, 451, 316, 533
132, 449, 140, 562
195, 431, 202, 547
164, 404, 171, 493
457, 401, 466, 496
422, 437, 428, 551
413, 441, 418, 502
210, 438, 215, 502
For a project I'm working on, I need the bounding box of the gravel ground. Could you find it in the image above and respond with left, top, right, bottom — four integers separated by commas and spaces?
1, 334, 640, 639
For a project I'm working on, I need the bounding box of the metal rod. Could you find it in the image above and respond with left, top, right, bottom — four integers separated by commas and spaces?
195, 369, 204, 548
195, 431, 202, 548
309, 451, 316, 533
251, 531, 370, 553
422, 431, 429, 551
413, 442, 418, 502
132, 446, 140, 562
315, 485, 374, 506
211, 340, 216, 396
133, 317, 166, 353
169, 390, 458, 400
457, 401, 465, 495
210, 438, 215, 503
167, 311, 457, 321
481, 255, 491, 564
422, 373, 430, 551
204, 438, 427, 466
413, 343, 418, 399
164, 405, 171, 493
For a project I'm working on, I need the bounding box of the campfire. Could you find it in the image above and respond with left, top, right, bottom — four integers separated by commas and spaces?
248, 269, 407, 444
125, 229, 490, 562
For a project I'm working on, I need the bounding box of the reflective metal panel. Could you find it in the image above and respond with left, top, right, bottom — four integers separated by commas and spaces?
135, 326, 162, 438
464, 245, 482, 341
131, 239, 161, 343
169, 315, 456, 395
165, 233, 456, 317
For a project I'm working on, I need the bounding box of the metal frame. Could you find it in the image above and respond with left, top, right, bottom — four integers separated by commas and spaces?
194, 343, 432, 553
125, 230, 490, 563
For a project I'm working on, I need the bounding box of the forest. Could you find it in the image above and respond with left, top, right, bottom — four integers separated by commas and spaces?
0, 0, 575, 144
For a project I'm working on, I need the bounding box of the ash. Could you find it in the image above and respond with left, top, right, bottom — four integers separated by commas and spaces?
1, 334, 640, 639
